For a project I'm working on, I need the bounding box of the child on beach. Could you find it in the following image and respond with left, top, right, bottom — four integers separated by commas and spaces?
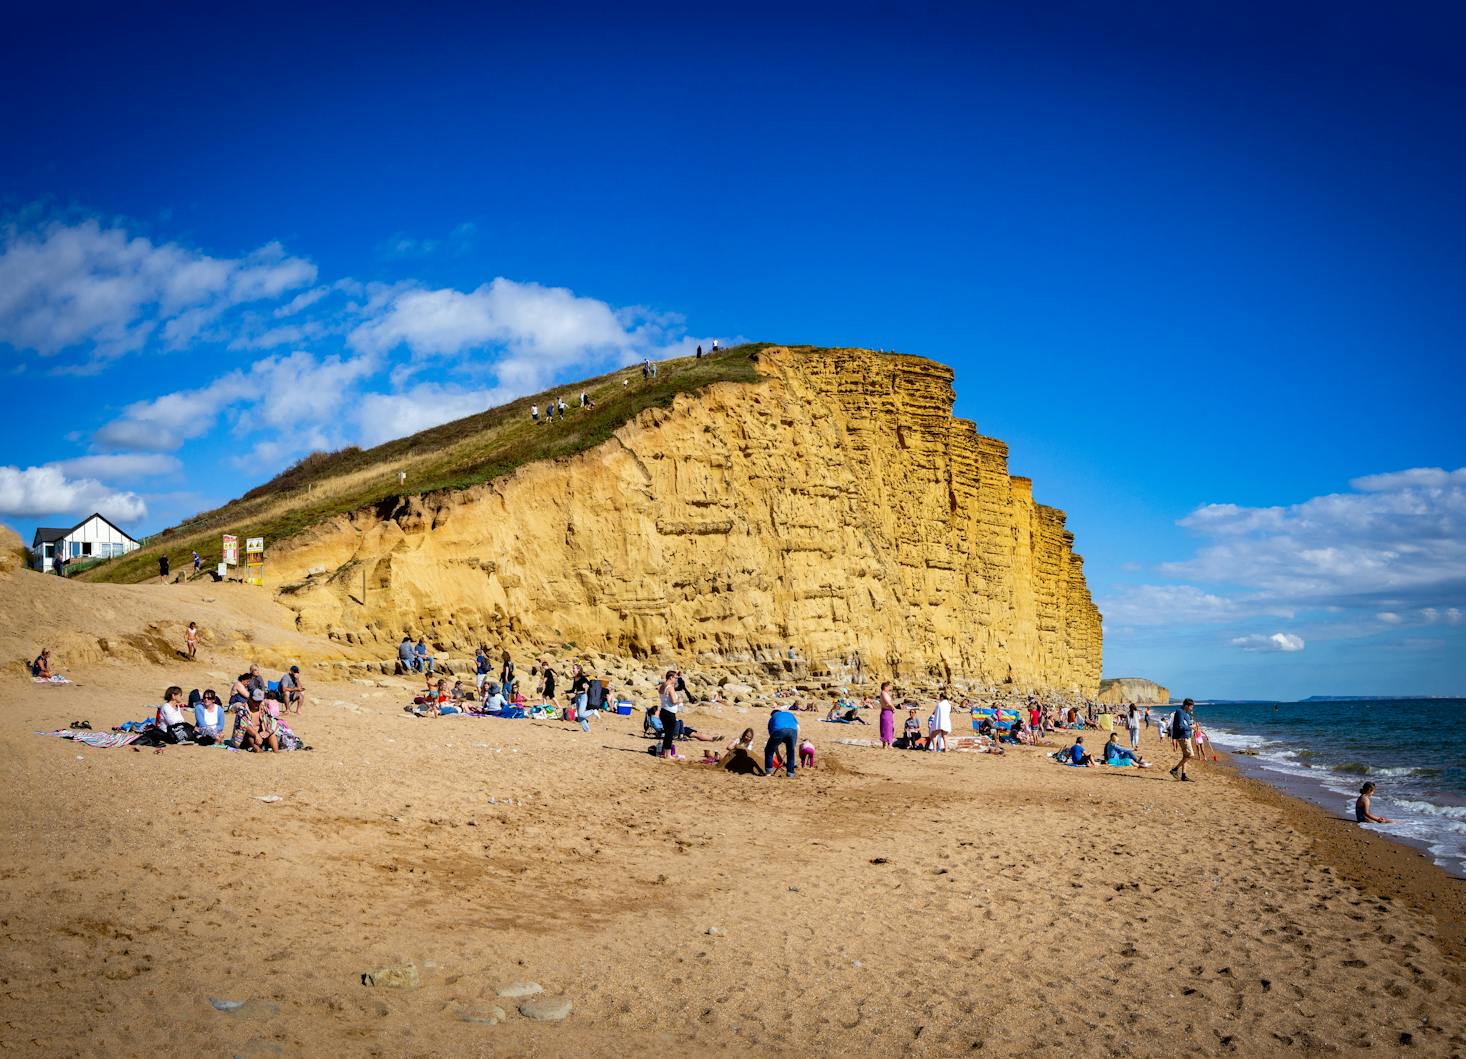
1355, 782, 1393, 824
798, 737, 816, 768
185, 621, 198, 660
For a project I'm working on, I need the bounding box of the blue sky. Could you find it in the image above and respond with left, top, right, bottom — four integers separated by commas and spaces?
2, 2, 1463, 698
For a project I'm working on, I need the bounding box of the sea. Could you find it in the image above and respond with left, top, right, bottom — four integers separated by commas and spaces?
1198, 698, 1466, 878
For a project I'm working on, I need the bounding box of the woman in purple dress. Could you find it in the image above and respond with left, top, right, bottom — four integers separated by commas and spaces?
878, 681, 896, 748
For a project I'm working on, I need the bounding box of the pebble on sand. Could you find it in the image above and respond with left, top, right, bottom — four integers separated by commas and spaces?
518, 995, 573, 1021
360, 963, 421, 989
458, 1003, 507, 1025
496, 981, 543, 998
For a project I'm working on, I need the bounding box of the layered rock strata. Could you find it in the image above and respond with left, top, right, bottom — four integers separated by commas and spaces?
270, 347, 1102, 693
1097, 677, 1171, 705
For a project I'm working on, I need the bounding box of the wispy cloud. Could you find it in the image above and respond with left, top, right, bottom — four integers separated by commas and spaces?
0, 219, 315, 365
1101, 467, 1466, 651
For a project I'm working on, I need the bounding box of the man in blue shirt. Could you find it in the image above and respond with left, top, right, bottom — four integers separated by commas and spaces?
414, 638, 434, 674
397, 636, 415, 672
765, 705, 800, 777
1168, 699, 1196, 782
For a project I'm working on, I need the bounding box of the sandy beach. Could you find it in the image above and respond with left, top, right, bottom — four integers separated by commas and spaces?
2, 579, 1464, 1057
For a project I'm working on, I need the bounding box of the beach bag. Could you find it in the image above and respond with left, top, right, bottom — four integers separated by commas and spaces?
1167, 713, 1184, 739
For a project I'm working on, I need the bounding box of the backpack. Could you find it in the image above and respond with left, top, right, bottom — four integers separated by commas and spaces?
1168, 712, 1185, 739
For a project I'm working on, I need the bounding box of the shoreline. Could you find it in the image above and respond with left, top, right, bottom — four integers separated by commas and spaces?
1213, 746, 1466, 988
1221, 744, 1466, 880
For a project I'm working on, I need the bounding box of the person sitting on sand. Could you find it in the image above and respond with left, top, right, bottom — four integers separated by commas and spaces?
157, 685, 197, 744
1355, 782, 1393, 824
482, 683, 507, 713
1064, 736, 1095, 767
826, 699, 868, 724
279, 665, 305, 714
31, 648, 54, 679
902, 707, 925, 749
194, 689, 226, 742
236, 689, 280, 751
798, 737, 816, 768
1102, 732, 1149, 768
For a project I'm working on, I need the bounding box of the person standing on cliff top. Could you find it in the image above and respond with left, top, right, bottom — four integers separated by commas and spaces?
531, 403, 539, 424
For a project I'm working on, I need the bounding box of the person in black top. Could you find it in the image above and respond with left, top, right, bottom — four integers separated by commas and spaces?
159, 555, 170, 581
541, 665, 557, 704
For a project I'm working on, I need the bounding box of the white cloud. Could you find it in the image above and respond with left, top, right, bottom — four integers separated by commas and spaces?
96, 351, 379, 454
347, 277, 645, 385
1102, 467, 1466, 647
1230, 632, 1306, 652
49, 453, 182, 481
1162, 467, 1466, 609
353, 384, 516, 447
0, 219, 316, 362
0, 465, 146, 522
1350, 467, 1466, 492
1097, 584, 1257, 626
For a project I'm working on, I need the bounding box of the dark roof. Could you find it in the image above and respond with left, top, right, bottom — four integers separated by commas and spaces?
30, 512, 139, 548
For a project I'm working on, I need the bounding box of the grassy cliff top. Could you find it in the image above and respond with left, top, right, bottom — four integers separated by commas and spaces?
84, 345, 769, 584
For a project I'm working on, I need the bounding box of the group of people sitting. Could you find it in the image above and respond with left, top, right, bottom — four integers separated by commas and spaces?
405, 662, 618, 734
132, 662, 310, 751
1053, 733, 1152, 769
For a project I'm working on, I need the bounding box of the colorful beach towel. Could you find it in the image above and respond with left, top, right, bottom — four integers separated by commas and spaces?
37, 729, 141, 748
33, 675, 72, 685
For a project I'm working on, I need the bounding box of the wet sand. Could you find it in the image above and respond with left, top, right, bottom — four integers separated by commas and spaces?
3, 658, 1465, 1057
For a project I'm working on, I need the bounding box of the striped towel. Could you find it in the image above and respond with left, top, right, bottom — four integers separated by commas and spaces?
37, 730, 141, 749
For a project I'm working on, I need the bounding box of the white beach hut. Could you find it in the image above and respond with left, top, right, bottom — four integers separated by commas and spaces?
30, 513, 140, 573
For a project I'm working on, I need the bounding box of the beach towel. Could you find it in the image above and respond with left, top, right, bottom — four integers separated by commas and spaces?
37, 729, 141, 748
33, 675, 72, 685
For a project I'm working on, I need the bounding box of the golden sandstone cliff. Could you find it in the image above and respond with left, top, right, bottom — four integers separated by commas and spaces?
269, 347, 1102, 693
1097, 677, 1171, 705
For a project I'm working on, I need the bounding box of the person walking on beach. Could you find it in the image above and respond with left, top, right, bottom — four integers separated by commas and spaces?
1168, 699, 1196, 781
1355, 782, 1393, 824
878, 682, 896, 748
1126, 705, 1141, 750
185, 621, 199, 661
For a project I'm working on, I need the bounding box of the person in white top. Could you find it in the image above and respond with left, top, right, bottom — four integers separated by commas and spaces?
929, 692, 953, 752
157, 685, 195, 744
659, 670, 681, 758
